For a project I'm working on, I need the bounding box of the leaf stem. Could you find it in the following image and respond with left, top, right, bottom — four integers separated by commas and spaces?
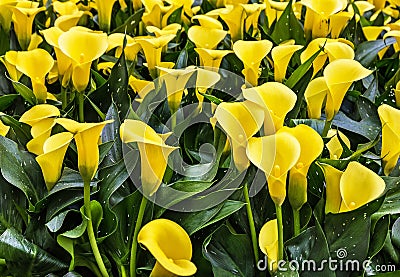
61, 86, 67, 110
78, 92, 85, 123
243, 183, 259, 264
120, 264, 127, 277
293, 208, 301, 237
275, 204, 284, 261
321, 119, 332, 137
84, 181, 109, 277
130, 195, 148, 277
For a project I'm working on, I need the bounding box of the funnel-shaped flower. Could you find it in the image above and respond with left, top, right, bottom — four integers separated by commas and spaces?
53, 1, 79, 15
188, 26, 227, 49
10, 1, 46, 49
56, 118, 113, 183
36, 132, 73, 190
129, 75, 154, 99
195, 68, 220, 102
259, 219, 278, 271
0, 50, 22, 81
279, 125, 323, 210
120, 119, 178, 196
271, 44, 303, 82
322, 162, 385, 213
15, 49, 54, 103
58, 27, 108, 92
233, 40, 273, 86
304, 77, 329, 119
95, 0, 117, 32
247, 132, 301, 206
54, 12, 88, 32
326, 129, 351, 159
147, 23, 182, 37
323, 59, 372, 120
212, 101, 264, 172
107, 33, 142, 61
330, 11, 353, 38
138, 219, 197, 276
209, 5, 246, 42
19, 104, 60, 126
192, 15, 223, 29
0, 0, 16, 32
157, 66, 197, 114
137, 34, 176, 78
378, 104, 400, 176
243, 82, 297, 135
195, 48, 233, 71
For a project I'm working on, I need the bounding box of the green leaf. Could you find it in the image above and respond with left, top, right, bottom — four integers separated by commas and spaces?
203, 225, 255, 277
111, 8, 145, 34
369, 216, 390, 258
0, 113, 32, 145
167, 6, 183, 25
355, 37, 397, 67
0, 94, 18, 111
101, 101, 123, 167
270, 0, 305, 45
392, 217, 400, 249
8, 78, 36, 105
0, 228, 68, 276
332, 111, 381, 140
0, 175, 25, 233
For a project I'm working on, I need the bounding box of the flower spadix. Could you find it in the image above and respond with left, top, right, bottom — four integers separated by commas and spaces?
233, 40, 273, 86
378, 104, 400, 176
138, 219, 197, 277
36, 132, 73, 190
259, 219, 278, 271
279, 125, 323, 211
58, 27, 108, 92
247, 132, 301, 206
120, 119, 178, 196
56, 118, 113, 183
243, 82, 297, 135
212, 101, 264, 172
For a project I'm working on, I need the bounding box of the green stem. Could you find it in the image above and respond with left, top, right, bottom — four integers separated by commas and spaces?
275, 204, 284, 261
84, 181, 109, 277
120, 264, 127, 277
243, 183, 259, 264
78, 92, 85, 123
171, 111, 177, 131
130, 195, 148, 277
68, 259, 75, 272
321, 119, 332, 137
61, 86, 67, 110
293, 208, 301, 237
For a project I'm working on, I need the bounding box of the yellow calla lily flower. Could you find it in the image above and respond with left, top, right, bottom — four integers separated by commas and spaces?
322, 162, 385, 213
0, 116, 10, 137
329, 11, 353, 39
10, 1, 46, 50
54, 12, 88, 32
0, 0, 16, 32
349, 1, 375, 16
271, 44, 303, 82
208, 5, 246, 41
107, 33, 142, 61
188, 26, 227, 49
304, 77, 329, 120
147, 23, 182, 37
279, 125, 324, 211
0, 50, 22, 81
137, 34, 176, 78
340, 162, 385, 212
194, 48, 233, 71
56, 118, 113, 183
120, 119, 178, 196
247, 132, 301, 206
192, 15, 223, 29
378, 104, 400, 176
26, 118, 56, 155
212, 101, 264, 172
58, 27, 108, 92
95, 0, 117, 32
233, 40, 273, 86
241, 3, 265, 36
323, 59, 372, 121
128, 75, 155, 99
383, 30, 400, 53
243, 82, 297, 135
138, 219, 197, 277
15, 49, 54, 103
259, 219, 278, 271
53, 1, 79, 16
19, 104, 60, 126
195, 68, 220, 103
27, 33, 43, 50
326, 129, 351, 159
36, 132, 73, 190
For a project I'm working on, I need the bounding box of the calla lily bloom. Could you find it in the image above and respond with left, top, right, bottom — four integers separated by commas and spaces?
207, 5, 246, 41
194, 48, 233, 71
0, 0, 16, 32
247, 132, 301, 206
378, 104, 400, 176
10, 1, 46, 50
326, 129, 351, 159
188, 26, 227, 49
147, 23, 182, 37
27, 33, 43, 50
107, 33, 142, 61
19, 104, 60, 126
243, 82, 297, 135
233, 40, 273, 86
15, 49, 54, 103
95, 0, 117, 32
322, 162, 385, 213
58, 27, 108, 92
138, 219, 197, 277
323, 59, 372, 121
137, 34, 176, 78
271, 43, 303, 82
304, 77, 329, 120
56, 118, 113, 183
259, 219, 278, 272
329, 11, 353, 39
120, 119, 178, 196
129, 75, 155, 99
54, 12, 88, 32
0, 50, 22, 81
36, 132, 73, 190
383, 30, 400, 53
279, 125, 323, 211
195, 68, 220, 103
191, 15, 223, 29
212, 101, 264, 172
242, 3, 265, 36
